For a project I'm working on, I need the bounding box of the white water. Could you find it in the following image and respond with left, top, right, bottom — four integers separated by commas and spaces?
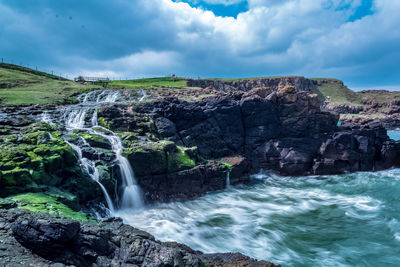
66, 141, 115, 212
51, 89, 145, 213
226, 172, 231, 189
91, 128, 144, 209
117, 169, 400, 266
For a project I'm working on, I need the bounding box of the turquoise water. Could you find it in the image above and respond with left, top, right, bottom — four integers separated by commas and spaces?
117, 169, 400, 266
388, 130, 400, 141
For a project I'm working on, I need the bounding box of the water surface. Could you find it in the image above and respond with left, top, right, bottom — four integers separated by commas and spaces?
388, 130, 400, 141
116, 169, 400, 266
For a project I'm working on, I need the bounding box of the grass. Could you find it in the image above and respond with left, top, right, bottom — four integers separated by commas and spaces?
0, 64, 98, 106
108, 77, 187, 89
311, 78, 361, 105
0, 63, 68, 81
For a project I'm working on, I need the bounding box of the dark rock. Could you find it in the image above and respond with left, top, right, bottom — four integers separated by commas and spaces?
140, 161, 228, 202
99, 86, 400, 184
0, 209, 278, 267
200, 253, 279, 267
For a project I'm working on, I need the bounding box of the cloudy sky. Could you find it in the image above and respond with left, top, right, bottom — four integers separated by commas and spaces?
1, 0, 399, 89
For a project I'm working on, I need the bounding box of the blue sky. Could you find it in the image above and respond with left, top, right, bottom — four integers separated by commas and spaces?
0, 0, 399, 89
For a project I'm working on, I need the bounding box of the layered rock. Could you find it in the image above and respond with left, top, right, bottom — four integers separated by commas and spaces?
0, 208, 279, 267
187, 76, 316, 92
99, 86, 400, 188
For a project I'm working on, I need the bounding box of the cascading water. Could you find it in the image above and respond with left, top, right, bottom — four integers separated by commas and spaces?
66, 141, 115, 213
97, 132, 144, 209
226, 172, 231, 189
42, 89, 146, 214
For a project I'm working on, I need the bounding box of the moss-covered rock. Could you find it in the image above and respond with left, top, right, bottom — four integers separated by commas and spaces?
0, 122, 87, 199
98, 117, 110, 128
8, 193, 91, 221
125, 141, 198, 177
167, 146, 196, 173
79, 133, 111, 149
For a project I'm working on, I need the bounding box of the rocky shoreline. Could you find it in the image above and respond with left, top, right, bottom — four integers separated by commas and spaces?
0, 208, 279, 267
2, 76, 400, 266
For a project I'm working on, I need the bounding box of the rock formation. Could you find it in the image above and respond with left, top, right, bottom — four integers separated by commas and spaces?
98, 86, 400, 200
187, 76, 316, 92
0, 209, 279, 267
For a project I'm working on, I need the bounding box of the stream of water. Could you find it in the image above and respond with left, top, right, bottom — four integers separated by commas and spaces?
42, 89, 145, 213
116, 169, 400, 266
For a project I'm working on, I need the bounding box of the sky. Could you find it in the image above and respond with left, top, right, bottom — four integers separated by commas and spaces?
0, 0, 399, 90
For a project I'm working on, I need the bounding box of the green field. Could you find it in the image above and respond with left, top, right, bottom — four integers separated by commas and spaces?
108, 77, 187, 89
0, 63, 97, 106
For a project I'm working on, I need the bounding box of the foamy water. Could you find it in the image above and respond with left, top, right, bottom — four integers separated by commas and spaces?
116, 169, 400, 266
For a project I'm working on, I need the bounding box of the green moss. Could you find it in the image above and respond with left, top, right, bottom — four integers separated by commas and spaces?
79, 133, 110, 149
219, 162, 233, 172
1, 167, 32, 186
9, 193, 90, 221
167, 146, 196, 172
51, 131, 62, 138
98, 117, 110, 128
66, 133, 79, 140
176, 147, 195, 168
0, 123, 80, 197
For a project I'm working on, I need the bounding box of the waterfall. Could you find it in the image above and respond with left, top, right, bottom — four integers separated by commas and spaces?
51, 89, 144, 214
91, 128, 144, 209
138, 90, 148, 102
91, 109, 98, 127
226, 172, 231, 189
67, 141, 115, 213
41, 111, 52, 124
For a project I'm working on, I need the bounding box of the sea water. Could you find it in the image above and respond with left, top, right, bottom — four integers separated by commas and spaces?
117, 169, 400, 266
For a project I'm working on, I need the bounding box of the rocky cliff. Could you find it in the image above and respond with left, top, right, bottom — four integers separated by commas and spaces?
98, 86, 400, 201
187, 76, 316, 92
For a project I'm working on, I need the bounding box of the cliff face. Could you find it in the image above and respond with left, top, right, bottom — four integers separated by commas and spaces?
99, 86, 400, 201
187, 76, 316, 92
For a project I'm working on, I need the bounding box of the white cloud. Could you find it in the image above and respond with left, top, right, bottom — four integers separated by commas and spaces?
182, 0, 245, 6
64, 50, 181, 79
1, 0, 399, 87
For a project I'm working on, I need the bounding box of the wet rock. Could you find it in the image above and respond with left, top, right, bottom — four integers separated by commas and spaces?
200, 253, 279, 267
0, 209, 279, 267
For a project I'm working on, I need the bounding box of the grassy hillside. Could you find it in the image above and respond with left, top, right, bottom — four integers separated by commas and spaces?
311, 78, 361, 105
0, 64, 96, 106
0, 63, 68, 81
108, 77, 187, 89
